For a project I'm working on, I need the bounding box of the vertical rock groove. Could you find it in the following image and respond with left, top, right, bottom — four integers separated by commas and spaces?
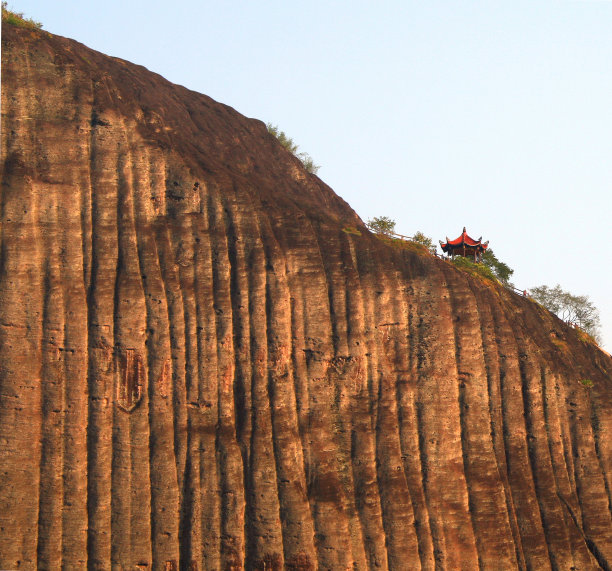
1, 23, 612, 570
442, 269, 518, 569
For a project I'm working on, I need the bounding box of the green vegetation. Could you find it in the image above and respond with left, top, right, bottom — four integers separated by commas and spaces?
549, 335, 569, 353
366, 216, 396, 235
368, 222, 437, 257
575, 327, 600, 346
411, 231, 437, 255
266, 123, 298, 154
266, 123, 320, 174
482, 248, 514, 285
372, 233, 429, 255
299, 154, 319, 174
451, 256, 497, 282
403, 240, 432, 255
579, 378, 594, 388
529, 284, 601, 343
342, 226, 361, 236
1, 2, 42, 29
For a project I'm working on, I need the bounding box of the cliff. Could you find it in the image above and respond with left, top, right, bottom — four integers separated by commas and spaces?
1, 23, 611, 570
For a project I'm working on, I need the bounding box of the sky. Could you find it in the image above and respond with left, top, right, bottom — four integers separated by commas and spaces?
6, 1, 612, 351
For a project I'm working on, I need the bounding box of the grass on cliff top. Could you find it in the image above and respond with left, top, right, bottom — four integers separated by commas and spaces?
374, 234, 433, 256
574, 325, 601, 348
1, 2, 42, 29
450, 256, 497, 283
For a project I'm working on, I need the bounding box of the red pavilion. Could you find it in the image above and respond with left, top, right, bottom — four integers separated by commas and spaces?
440, 227, 488, 262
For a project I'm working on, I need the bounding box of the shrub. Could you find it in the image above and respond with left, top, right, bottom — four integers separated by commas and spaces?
298, 152, 320, 174
1, 2, 42, 29
451, 256, 497, 282
266, 123, 320, 174
579, 379, 594, 388
411, 231, 437, 255
266, 123, 298, 154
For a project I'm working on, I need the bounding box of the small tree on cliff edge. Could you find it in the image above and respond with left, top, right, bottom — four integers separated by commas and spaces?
482, 248, 514, 285
412, 231, 437, 254
366, 216, 396, 235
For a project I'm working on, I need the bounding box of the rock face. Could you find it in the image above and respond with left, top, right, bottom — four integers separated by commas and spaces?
1, 23, 612, 571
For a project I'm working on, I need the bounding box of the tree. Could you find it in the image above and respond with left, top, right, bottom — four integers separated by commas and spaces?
366, 216, 396, 235
529, 284, 601, 342
528, 284, 564, 315
412, 231, 437, 255
482, 248, 514, 285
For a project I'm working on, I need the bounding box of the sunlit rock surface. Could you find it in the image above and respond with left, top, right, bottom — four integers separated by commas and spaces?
1, 23, 611, 570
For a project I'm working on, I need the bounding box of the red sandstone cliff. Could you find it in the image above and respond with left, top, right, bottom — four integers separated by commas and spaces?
1, 22, 611, 570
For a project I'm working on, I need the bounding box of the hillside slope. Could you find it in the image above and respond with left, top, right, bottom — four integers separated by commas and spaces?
1, 23, 611, 570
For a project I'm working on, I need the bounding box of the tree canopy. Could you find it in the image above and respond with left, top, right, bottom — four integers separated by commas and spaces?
411, 231, 437, 255
529, 284, 601, 342
482, 248, 514, 285
366, 216, 396, 235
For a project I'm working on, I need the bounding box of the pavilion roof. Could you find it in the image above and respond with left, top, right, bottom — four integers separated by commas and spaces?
440, 227, 489, 253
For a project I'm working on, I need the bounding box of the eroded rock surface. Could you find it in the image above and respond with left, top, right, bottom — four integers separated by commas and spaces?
1, 23, 611, 570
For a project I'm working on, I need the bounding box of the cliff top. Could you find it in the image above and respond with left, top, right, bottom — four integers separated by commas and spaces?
2, 20, 361, 228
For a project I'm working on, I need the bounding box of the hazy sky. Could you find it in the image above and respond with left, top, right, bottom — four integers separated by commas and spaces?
7, 1, 612, 350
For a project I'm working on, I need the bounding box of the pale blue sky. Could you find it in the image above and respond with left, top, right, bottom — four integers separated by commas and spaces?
7, 1, 612, 350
